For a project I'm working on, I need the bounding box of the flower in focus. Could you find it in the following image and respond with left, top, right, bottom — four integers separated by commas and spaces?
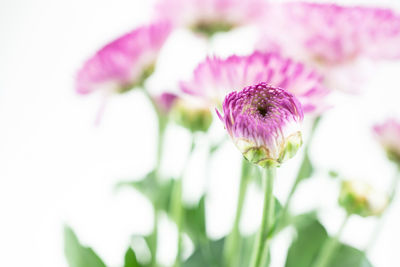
181, 51, 329, 115
171, 96, 213, 132
339, 180, 388, 217
154, 0, 266, 37
256, 2, 400, 93
217, 82, 303, 167
154, 92, 178, 114
76, 21, 171, 95
373, 119, 400, 166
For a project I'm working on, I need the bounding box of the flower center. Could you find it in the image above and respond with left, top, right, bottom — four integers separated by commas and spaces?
257, 105, 269, 117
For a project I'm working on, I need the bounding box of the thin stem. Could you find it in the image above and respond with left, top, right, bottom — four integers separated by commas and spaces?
312, 214, 350, 267
174, 136, 196, 267
224, 159, 251, 267
250, 166, 276, 267
280, 116, 322, 224
141, 87, 167, 267
365, 168, 400, 252
388, 167, 400, 202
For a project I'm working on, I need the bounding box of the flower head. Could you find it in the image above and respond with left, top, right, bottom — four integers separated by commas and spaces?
76, 21, 171, 95
155, 0, 266, 37
257, 2, 400, 64
373, 118, 400, 166
339, 180, 388, 217
181, 51, 329, 115
256, 3, 400, 93
217, 82, 303, 167
154, 92, 178, 114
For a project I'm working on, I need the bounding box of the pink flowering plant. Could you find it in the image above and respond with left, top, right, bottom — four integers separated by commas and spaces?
64, 1, 400, 267
155, 0, 266, 37
256, 2, 400, 93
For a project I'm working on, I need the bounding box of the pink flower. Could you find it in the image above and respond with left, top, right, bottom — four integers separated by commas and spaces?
180, 51, 329, 115
154, 0, 266, 36
257, 2, 400, 64
154, 92, 178, 113
256, 2, 400, 93
217, 82, 303, 167
76, 21, 171, 95
373, 118, 400, 165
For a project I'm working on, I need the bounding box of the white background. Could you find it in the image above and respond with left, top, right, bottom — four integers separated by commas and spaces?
1, 0, 400, 266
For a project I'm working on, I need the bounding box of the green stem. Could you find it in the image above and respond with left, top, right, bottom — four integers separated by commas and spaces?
250, 166, 276, 267
312, 214, 350, 267
280, 116, 321, 224
174, 136, 196, 267
205, 136, 228, 195
141, 88, 167, 267
224, 159, 251, 267
365, 168, 400, 252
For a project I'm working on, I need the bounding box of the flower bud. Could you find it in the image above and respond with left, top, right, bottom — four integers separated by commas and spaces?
339, 180, 389, 217
154, 92, 178, 114
217, 82, 304, 168
373, 119, 400, 166
171, 98, 213, 133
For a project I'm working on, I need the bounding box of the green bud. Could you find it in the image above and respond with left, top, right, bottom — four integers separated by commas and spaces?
171, 98, 213, 133
339, 180, 388, 217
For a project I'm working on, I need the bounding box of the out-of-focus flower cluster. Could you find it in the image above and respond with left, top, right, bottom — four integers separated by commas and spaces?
69, 1, 400, 267
256, 2, 400, 93
155, 0, 266, 36
181, 51, 329, 115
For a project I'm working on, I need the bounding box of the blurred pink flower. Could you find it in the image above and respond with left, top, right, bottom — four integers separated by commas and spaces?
180, 51, 330, 115
373, 118, 400, 165
154, 92, 178, 113
76, 21, 171, 95
154, 0, 266, 36
256, 2, 400, 93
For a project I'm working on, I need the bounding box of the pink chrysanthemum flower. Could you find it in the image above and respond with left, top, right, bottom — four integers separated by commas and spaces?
256, 2, 400, 93
217, 82, 304, 167
373, 119, 400, 165
181, 51, 329, 115
154, 0, 266, 36
76, 21, 171, 95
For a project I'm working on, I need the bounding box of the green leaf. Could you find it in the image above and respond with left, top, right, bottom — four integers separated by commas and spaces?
64, 226, 107, 267
237, 234, 270, 267
184, 196, 207, 244
285, 219, 328, 267
183, 238, 224, 267
116, 170, 175, 212
328, 244, 373, 267
275, 211, 318, 236
285, 219, 373, 267
124, 248, 141, 267
296, 151, 314, 182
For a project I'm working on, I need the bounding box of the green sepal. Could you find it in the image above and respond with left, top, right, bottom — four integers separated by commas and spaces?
190, 21, 235, 38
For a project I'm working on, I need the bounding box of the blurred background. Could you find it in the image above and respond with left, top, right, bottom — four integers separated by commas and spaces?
1, 0, 400, 266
